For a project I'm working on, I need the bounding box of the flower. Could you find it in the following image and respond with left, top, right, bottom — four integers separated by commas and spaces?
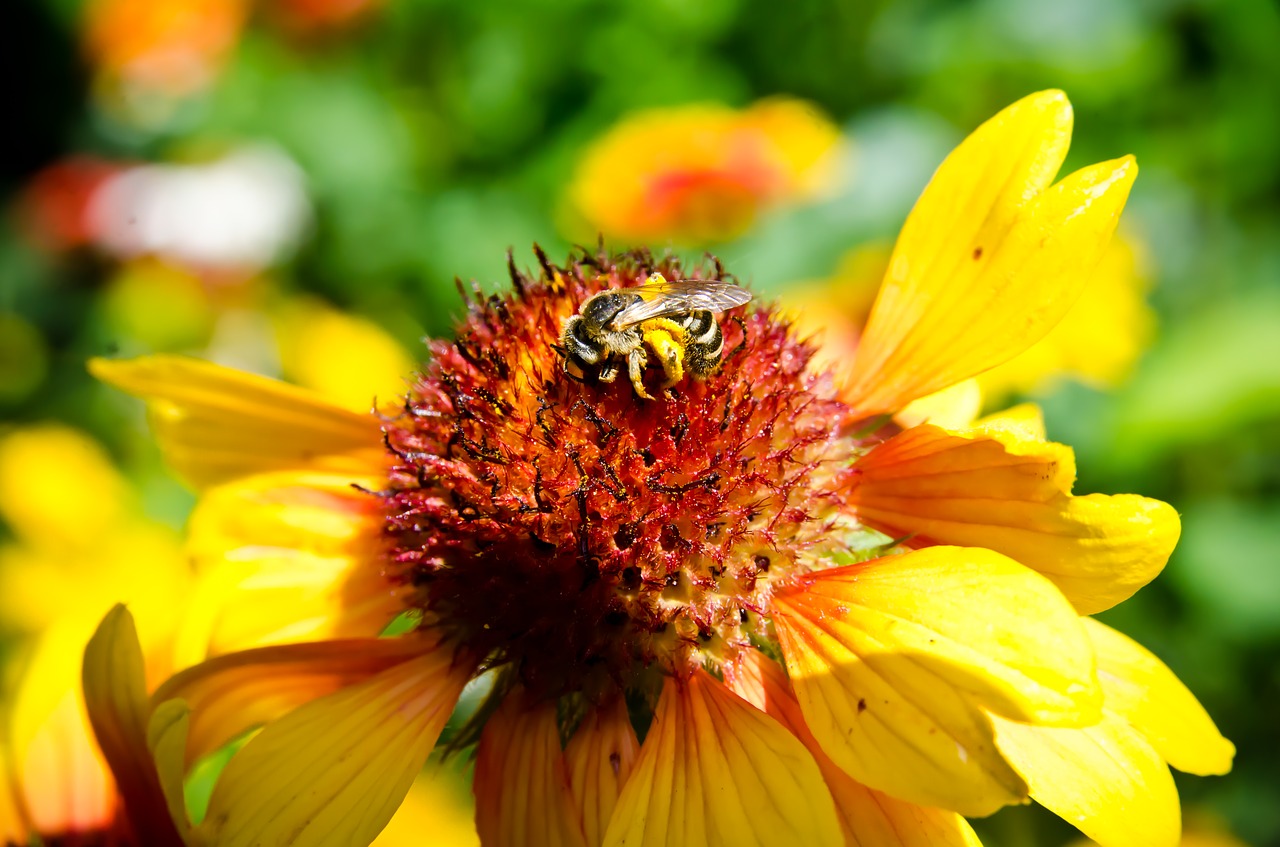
566, 98, 845, 244
0, 424, 191, 843
85, 91, 1229, 847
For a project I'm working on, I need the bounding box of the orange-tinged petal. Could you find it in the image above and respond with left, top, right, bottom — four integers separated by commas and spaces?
89, 355, 386, 489
199, 636, 470, 847
843, 91, 1137, 414
772, 546, 1100, 816
0, 746, 25, 845
14, 691, 116, 836
850, 424, 1180, 614
473, 692, 589, 847
602, 671, 843, 847
9, 621, 117, 835
565, 697, 640, 847
1084, 619, 1234, 776
725, 649, 981, 847
81, 605, 185, 846
152, 635, 437, 766
992, 711, 1179, 847
176, 471, 401, 663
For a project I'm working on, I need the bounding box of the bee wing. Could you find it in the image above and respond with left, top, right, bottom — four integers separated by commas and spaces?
610, 280, 753, 328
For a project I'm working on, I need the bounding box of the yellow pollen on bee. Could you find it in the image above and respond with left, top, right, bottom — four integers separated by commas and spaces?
640, 317, 688, 386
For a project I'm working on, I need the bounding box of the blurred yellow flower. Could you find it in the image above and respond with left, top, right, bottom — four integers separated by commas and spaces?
782, 233, 1154, 408
567, 97, 845, 244
273, 297, 417, 414
0, 424, 191, 841
101, 259, 217, 352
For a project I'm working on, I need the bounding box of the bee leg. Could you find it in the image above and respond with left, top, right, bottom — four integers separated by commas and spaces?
627, 348, 652, 400
597, 360, 620, 383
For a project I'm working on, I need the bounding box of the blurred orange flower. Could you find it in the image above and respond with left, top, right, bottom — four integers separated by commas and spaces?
269, 0, 383, 32
83, 0, 248, 97
567, 98, 845, 244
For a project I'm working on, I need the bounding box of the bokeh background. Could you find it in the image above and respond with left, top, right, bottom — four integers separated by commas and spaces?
1, 0, 1277, 845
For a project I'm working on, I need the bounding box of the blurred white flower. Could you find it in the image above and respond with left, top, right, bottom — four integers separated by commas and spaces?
88, 145, 311, 271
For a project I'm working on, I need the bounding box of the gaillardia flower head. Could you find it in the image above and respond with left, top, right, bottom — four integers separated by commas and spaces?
85, 91, 1231, 847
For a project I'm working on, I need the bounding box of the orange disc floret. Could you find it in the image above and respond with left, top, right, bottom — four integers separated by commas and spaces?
381, 249, 857, 699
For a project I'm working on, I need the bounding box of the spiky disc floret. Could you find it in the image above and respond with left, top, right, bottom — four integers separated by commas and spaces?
382, 249, 859, 700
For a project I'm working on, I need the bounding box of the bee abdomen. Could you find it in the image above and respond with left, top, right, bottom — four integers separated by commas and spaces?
683, 310, 718, 346
684, 310, 725, 377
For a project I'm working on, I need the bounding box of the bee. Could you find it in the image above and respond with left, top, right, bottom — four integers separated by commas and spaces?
559, 272, 752, 399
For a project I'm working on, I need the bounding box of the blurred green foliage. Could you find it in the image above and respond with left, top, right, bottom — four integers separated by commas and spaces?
1, 0, 1278, 844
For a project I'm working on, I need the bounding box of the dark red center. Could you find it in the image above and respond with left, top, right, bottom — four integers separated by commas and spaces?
380, 249, 857, 700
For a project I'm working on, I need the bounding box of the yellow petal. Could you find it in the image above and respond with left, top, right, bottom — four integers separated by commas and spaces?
473, 692, 589, 847
773, 546, 1100, 816
602, 671, 843, 847
895, 379, 983, 430
971, 403, 1047, 441
146, 699, 195, 844
976, 233, 1154, 402
565, 697, 640, 847
176, 470, 401, 663
372, 763, 479, 847
199, 636, 469, 847
992, 711, 1180, 847
724, 649, 982, 847
89, 355, 386, 489
152, 634, 438, 766
843, 90, 1137, 414
81, 605, 186, 845
851, 424, 1180, 614
1084, 619, 1235, 776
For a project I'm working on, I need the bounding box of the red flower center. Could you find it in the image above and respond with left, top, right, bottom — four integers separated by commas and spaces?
381, 249, 858, 700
